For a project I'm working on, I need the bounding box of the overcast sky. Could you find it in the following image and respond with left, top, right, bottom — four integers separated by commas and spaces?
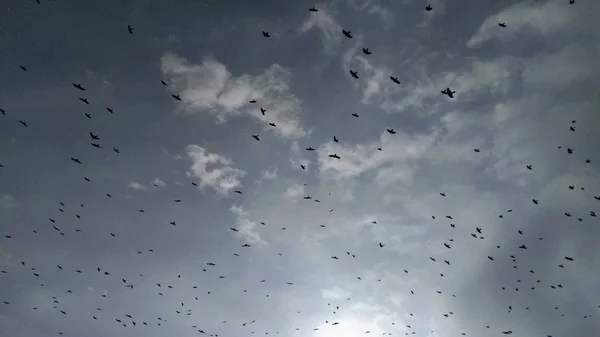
1, 0, 600, 336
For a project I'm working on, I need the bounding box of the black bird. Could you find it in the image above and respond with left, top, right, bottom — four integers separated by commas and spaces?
70, 157, 82, 164
309, 6, 318, 12
0, 108, 4, 115
342, 29, 353, 38
20, 65, 27, 71
262, 31, 270, 38
526, 165, 532, 170
234, 190, 243, 194
161, 80, 167, 86
113, 148, 120, 154
19, 120, 28, 127
329, 154, 341, 159
498, 22, 507, 27
350, 70, 359, 79
269, 122, 276, 127
362, 48, 371, 55
567, 148, 573, 154
260, 108, 266, 115
127, 25, 133, 34
532, 199, 539, 204
570, 0, 575, 4
106, 108, 114, 114
390, 76, 400, 84
564, 256, 574, 261
90, 143, 101, 148
306, 147, 315, 151
351, 113, 359, 117
90, 132, 100, 140
72, 83, 86, 91
386, 128, 396, 134
474, 148, 480, 152
84, 113, 91, 119
249, 100, 257, 103
79, 97, 89, 105
441, 88, 455, 98
333, 136, 339, 143
425, 5, 433, 11
172, 94, 182, 101
252, 135, 260, 141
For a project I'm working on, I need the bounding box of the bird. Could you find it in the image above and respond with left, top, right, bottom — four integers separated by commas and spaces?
386, 128, 396, 135
260, 108, 266, 115
19, 65, 27, 71
19, 120, 28, 127
269, 122, 276, 127
306, 147, 315, 151
498, 22, 507, 27
349, 70, 359, 79
389, 76, 400, 84
329, 154, 341, 159
79, 97, 89, 104
106, 108, 114, 114
362, 48, 371, 55
262, 31, 270, 38
70, 157, 82, 164
252, 135, 260, 141
90, 132, 99, 140
72, 83, 86, 91
172, 94, 182, 101
441, 88, 456, 98
309, 6, 318, 12
342, 29, 352, 38
351, 113, 359, 117
425, 5, 433, 11
333, 136, 339, 143
249, 99, 257, 103
127, 25, 133, 34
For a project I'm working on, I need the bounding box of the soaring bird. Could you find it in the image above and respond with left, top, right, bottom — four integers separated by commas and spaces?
252, 135, 260, 141
342, 29, 352, 38
72, 83, 86, 91
127, 25, 134, 34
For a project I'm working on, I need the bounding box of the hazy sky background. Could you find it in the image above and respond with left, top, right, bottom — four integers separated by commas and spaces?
1, 0, 600, 336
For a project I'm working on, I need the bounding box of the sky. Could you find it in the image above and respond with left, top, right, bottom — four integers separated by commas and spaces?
1, 0, 599, 336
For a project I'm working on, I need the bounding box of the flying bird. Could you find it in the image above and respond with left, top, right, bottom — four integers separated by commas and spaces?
252, 135, 260, 141
425, 5, 433, 11
262, 31, 270, 38
172, 94, 182, 101
389, 76, 400, 84
349, 70, 359, 79
72, 83, 85, 91
498, 22, 507, 27
309, 6, 318, 12
342, 29, 352, 38
362, 48, 371, 55
386, 128, 396, 134
441, 88, 456, 98
127, 25, 133, 34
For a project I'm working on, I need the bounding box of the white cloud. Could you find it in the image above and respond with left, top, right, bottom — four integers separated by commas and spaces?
151, 177, 166, 187
230, 205, 266, 245
128, 181, 147, 191
260, 168, 278, 180
185, 145, 246, 196
161, 53, 306, 139
317, 130, 435, 182
298, 6, 343, 54
466, 0, 578, 47
289, 141, 311, 171
0, 193, 17, 208
284, 183, 306, 199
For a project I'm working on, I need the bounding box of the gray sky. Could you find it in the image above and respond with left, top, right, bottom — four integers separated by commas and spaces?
1, 0, 600, 336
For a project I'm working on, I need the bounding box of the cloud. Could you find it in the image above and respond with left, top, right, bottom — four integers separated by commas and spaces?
185, 145, 246, 196
161, 53, 306, 139
230, 205, 266, 245
317, 130, 435, 182
284, 183, 306, 199
466, 0, 579, 47
289, 141, 311, 171
0, 193, 17, 208
127, 181, 147, 191
298, 5, 343, 54
260, 168, 278, 181
151, 177, 166, 187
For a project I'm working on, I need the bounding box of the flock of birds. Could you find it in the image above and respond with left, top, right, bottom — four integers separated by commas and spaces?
0, 1, 597, 337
